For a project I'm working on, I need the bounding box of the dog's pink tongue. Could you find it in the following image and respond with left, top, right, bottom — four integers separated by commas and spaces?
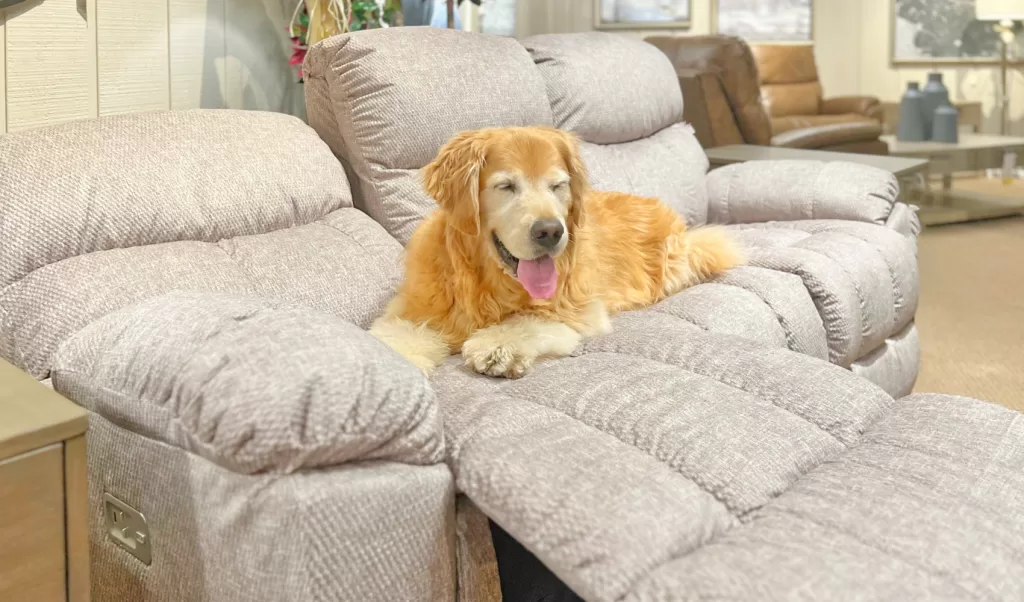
517, 256, 558, 299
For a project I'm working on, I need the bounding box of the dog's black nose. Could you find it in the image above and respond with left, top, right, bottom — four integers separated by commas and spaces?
531, 219, 565, 249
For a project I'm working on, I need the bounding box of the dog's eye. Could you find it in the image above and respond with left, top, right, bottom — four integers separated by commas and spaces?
551, 181, 569, 192
496, 182, 516, 193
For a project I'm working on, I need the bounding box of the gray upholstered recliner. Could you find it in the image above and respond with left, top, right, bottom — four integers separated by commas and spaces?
1, 27, 1020, 602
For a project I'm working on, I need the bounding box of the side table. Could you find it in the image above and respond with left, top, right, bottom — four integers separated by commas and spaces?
0, 359, 89, 602
882, 134, 1024, 226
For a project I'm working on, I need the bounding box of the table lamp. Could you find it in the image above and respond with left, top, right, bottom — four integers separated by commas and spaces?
975, 0, 1024, 135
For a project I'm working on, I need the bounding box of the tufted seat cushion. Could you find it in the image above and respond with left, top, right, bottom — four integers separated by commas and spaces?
433, 313, 1024, 601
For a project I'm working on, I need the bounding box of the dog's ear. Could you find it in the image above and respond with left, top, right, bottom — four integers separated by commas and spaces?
422, 130, 488, 237
549, 129, 590, 233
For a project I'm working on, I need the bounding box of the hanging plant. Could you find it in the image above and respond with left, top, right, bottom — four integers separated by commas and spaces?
288, 4, 311, 82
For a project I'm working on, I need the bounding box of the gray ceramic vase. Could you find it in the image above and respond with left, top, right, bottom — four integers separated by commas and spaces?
897, 81, 927, 142
921, 72, 950, 137
932, 102, 960, 143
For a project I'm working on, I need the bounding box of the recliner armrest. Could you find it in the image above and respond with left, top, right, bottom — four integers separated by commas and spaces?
821, 95, 884, 122
706, 160, 899, 225
52, 291, 444, 474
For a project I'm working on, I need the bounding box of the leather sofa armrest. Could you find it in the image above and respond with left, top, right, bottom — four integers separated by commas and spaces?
676, 69, 716, 149
52, 291, 444, 474
771, 121, 884, 149
821, 95, 884, 122
706, 160, 899, 225
677, 68, 746, 148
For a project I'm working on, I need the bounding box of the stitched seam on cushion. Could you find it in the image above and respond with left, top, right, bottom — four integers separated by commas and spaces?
580, 348, 846, 447
768, 507, 979, 599
798, 237, 882, 357
445, 391, 735, 560
495, 383, 748, 517
754, 258, 847, 365
826, 229, 906, 337
317, 213, 394, 258
621, 400, 966, 602
809, 165, 825, 219
868, 174, 898, 223
713, 280, 805, 355
766, 243, 869, 366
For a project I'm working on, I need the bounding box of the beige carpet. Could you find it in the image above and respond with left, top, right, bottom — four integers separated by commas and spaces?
914, 216, 1024, 412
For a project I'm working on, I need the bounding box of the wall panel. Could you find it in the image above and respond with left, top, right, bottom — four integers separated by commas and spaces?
170, 0, 225, 109
98, 0, 170, 116
1, 9, 7, 134
5, 0, 93, 132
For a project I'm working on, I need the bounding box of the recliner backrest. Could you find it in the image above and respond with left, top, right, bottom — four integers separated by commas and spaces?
523, 32, 709, 226
304, 27, 712, 240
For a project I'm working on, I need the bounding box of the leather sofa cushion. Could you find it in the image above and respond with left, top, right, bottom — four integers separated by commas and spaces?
762, 81, 823, 118
753, 43, 819, 84
753, 45, 823, 118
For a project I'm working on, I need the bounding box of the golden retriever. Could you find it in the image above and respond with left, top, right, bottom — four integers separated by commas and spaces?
370, 126, 742, 378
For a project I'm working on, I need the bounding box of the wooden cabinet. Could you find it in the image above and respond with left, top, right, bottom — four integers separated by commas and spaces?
0, 360, 89, 602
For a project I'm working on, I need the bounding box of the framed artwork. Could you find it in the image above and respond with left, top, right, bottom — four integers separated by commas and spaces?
892, 0, 1024, 65
713, 0, 813, 43
594, 0, 691, 30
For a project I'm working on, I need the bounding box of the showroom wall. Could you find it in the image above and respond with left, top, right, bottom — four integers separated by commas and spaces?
518, 0, 1022, 135
0, 0, 303, 134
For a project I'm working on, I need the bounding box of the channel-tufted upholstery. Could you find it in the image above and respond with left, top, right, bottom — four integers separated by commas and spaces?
4, 26, 1018, 602
305, 28, 921, 397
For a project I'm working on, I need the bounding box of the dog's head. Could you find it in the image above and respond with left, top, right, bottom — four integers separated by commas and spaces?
422, 126, 589, 300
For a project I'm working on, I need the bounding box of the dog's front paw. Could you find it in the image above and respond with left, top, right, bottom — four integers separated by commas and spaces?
462, 334, 533, 379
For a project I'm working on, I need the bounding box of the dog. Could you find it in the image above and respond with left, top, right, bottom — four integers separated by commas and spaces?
370, 126, 742, 378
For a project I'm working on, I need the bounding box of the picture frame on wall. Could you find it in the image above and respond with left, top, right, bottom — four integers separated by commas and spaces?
891, 0, 1024, 65
594, 0, 691, 30
712, 0, 813, 43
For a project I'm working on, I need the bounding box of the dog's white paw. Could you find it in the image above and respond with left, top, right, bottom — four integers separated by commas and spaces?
462, 334, 533, 379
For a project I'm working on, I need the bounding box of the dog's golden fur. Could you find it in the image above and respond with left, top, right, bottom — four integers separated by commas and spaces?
370, 126, 742, 378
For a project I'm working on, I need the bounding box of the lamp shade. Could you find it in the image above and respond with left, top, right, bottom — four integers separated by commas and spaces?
976, 0, 1024, 20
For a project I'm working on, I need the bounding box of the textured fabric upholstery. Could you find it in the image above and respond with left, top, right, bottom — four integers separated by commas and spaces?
299, 29, 920, 390
1, 207, 401, 379
525, 32, 709, 225
85, 413, 456, 602
851, 322, 920, 398
523, 32, 683, 145
706, 160, 899, 225
6, 30, 994, 602
0, 110, 351, 289
0, 111, 401, 380
579, 124, 709, 226
626, 393, 1024, 601
728, 220, 919, 369
53, 292, 443, 474
304, 27, 553, 243
435, 322, 1024, 602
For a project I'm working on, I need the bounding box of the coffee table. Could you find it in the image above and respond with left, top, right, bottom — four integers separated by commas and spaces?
881, 134, 1024, 226
705, 145, 929, 203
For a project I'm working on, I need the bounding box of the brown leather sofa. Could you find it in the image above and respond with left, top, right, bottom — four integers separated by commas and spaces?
646, 36, 888, 155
